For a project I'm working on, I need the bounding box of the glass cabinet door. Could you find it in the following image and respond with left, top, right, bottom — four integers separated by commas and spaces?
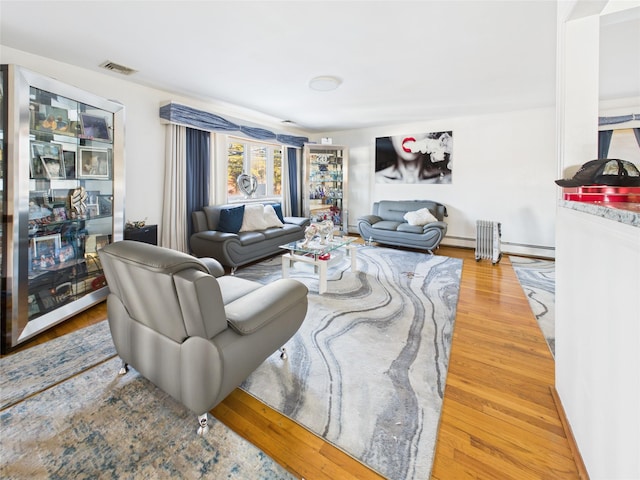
1, 65, 124, 352
303, 144, 348, 232
27, 87, 115, 322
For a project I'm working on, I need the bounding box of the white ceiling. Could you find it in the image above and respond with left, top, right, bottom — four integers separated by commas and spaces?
1, 1, 638, 132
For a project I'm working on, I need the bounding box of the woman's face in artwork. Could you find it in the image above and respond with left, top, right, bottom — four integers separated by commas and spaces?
390, 133, 430, 162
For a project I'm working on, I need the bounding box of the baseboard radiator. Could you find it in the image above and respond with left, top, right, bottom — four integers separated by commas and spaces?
475, 220, 502, 264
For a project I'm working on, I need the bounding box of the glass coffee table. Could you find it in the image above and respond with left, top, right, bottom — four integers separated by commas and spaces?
279, 236, 358, 294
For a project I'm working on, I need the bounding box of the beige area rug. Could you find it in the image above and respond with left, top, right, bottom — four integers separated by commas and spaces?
0, 322, 296, 479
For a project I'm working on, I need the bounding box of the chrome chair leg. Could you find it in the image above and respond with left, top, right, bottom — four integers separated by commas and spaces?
197, 413, 209, 436
118, 360, 129, 375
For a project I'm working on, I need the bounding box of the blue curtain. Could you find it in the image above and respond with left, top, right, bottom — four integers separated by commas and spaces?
287, 147, 299, 216
598, 130, 613, 159
186, 128, 210, 238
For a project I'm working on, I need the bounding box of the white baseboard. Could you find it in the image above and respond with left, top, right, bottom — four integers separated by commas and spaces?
347, 229, 556, 260
441, 237, 555, 260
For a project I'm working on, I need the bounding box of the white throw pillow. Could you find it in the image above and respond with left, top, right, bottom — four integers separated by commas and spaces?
263, 204, 284, 228
239, 204, 268, 232
404, 208, 438, 226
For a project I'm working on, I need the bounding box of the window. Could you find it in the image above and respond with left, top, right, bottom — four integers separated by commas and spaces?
227, 137, 283, 201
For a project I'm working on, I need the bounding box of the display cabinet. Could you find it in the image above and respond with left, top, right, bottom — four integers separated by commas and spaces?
302, 144, 348, 232
1, 65, 125, 353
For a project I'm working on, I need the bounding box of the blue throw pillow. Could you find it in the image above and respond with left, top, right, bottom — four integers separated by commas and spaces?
218, 205, 245, 233
271, 203, 285, 223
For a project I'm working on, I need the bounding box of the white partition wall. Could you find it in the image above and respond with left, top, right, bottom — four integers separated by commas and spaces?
555, 208, 640, 479
555, 1, 640, 478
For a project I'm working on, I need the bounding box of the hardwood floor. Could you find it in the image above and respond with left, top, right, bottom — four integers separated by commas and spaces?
3, 245, 581, 479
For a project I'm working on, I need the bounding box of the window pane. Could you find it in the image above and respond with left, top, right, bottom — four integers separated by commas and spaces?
228, 142, 244, 197
250, 145, 267, 196
273, 148, 282, 195
226, 138, 284, 202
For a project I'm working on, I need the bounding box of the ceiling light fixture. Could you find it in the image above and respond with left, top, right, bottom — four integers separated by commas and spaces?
309, 75, 342, 92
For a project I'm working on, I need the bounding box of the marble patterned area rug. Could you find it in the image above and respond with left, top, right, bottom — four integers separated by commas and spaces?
236, 245, 463, 480
509, 256, 556, 356
0, 323, 296, 479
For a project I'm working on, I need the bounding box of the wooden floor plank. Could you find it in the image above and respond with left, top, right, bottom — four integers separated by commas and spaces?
443, 383, 566, 440
4, 244, 581, 479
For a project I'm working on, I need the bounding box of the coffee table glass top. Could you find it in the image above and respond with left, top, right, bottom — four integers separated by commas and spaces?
280, 236, 356, 256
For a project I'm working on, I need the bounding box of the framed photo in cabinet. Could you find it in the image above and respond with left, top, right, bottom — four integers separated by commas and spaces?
32, 233, 61, 268
37, 105, 71, 135
58, 243, 76, 263
41, 155, 66, 179
52, 206, 67, 222
79, 112, 111, 141
84, 234, 111, 254
78, 147, 110, 179
86, 204, 99, 218
37, 288, 57, 310
98, 195, 113, 216
27, 294, 41, 316
63, 150, 76, 179
95, 234, 111, 251
30, 140, 65, 179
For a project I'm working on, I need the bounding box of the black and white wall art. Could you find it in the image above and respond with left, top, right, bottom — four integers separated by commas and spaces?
375, 131, 453, 184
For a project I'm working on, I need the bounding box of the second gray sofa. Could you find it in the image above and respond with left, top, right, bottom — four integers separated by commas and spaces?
357, 200, 448, 253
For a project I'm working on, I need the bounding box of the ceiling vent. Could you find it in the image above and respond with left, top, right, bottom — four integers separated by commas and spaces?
99, 61, 137, 76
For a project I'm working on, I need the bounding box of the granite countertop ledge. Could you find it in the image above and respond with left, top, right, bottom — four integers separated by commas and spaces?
559, 200, 640, 228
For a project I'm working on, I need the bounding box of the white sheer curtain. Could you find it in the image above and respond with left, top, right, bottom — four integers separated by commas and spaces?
161, 124, 188, 252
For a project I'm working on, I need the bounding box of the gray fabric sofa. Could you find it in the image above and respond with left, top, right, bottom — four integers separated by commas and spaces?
190, 203, 310, 272
357, 200, 448, 253
99, 240, 308, 435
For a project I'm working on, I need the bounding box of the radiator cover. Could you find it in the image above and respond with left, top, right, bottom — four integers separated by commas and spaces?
475, 220, 502, 264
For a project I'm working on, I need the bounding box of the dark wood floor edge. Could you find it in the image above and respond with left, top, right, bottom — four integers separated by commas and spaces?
549, 386, 590, 480
217, 388, 385, 479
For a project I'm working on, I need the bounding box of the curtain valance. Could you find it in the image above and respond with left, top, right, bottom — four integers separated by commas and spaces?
159, 102, 308, 147
599, 114, 640, 126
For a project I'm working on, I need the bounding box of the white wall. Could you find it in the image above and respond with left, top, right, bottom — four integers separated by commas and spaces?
318, 107, 557, 257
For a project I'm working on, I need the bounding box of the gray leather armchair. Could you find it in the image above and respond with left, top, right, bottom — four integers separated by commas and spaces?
99, 240, 308, 434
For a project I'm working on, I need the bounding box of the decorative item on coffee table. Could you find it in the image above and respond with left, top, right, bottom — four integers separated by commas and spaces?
279, 236, 357, 294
